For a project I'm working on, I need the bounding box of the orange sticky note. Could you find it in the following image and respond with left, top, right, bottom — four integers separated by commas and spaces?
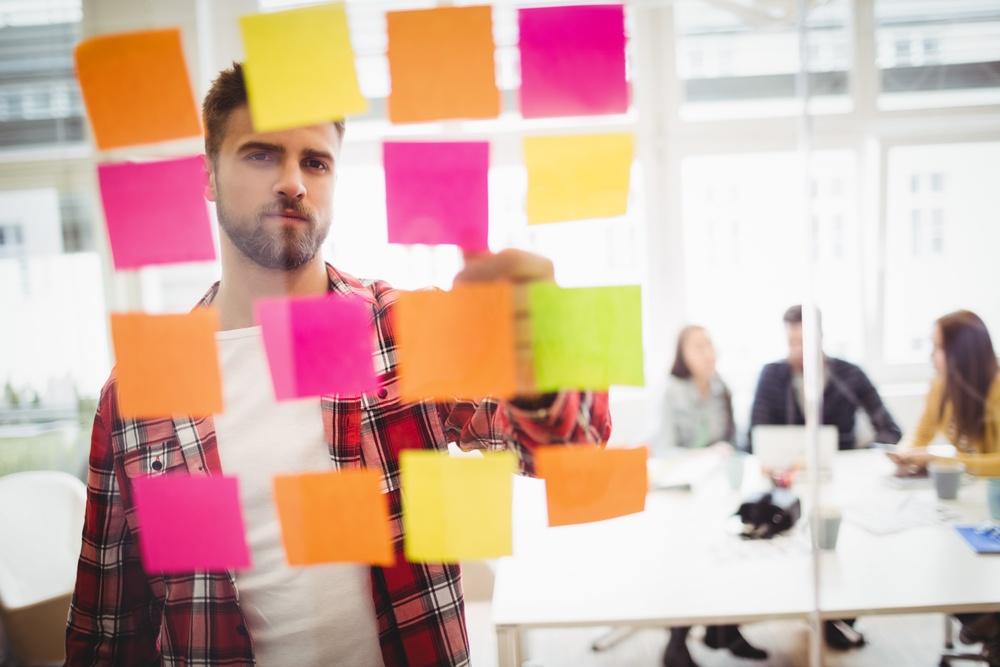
273, 470, 394, 566
386, 6, 500, 123
535, 445, 647, 527
111, 311, 223, 418
393, 284, 517, 400
75, 28, 201, 150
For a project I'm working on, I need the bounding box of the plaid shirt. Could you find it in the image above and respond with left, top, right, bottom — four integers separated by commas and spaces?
66, 264, 611, 666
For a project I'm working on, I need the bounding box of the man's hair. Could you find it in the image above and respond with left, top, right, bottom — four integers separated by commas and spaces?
783, 304, 823, 330
202, 61, 346, 162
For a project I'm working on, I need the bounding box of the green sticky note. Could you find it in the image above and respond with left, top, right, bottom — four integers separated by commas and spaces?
529, 284, 644, 391
401, 450, 516, 563
240, 3, 367, 132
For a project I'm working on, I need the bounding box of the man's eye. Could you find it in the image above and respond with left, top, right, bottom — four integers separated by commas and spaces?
247, 153, 271, 161
305, 159, 328, 171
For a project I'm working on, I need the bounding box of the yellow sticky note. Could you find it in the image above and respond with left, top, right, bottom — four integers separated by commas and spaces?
524, 133, 634, 224
240, 3, 367, 132
401, 450, 516, 563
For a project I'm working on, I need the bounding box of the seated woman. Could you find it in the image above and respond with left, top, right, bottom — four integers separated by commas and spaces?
890, 310, 1000, 665
657, 326, 767, 667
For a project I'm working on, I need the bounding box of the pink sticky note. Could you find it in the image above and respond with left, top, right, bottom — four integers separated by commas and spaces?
132, 475, 250, 573
383, 141, 489, 250
97, 156, 216, 270
255, 294, 379, 400
518, 5, 628, 119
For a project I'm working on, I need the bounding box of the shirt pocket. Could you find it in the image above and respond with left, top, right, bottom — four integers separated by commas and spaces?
122, 437, 188, 479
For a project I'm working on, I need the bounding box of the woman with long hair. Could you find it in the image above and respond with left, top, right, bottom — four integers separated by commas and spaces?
893, 309, 1000, 475
891, 310, 1000, 666
658, 326, 768, 666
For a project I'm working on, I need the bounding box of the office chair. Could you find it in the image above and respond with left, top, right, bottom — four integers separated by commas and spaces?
940, 615, 990, 666
0, 470, 86, 665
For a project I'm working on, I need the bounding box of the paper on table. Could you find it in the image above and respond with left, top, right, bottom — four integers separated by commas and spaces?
386, 6, 500, 123
393, 284, 517, 400
523, 133, 634, 224
111, 311, 223, 418
383, 141, 489, 250
535, 445, 647, 526
132, 475, 250, 573
517, 5, 628, 119
273, 470, 394, 566
98, 156, 215, 270
401, 450, 516, 562
528, 283, 644, 391
254, 294, 379, 400
74, 28, 201, 150
240, 3, 367, 132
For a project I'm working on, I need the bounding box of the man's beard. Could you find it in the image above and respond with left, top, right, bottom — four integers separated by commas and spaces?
217, 198, 330, 270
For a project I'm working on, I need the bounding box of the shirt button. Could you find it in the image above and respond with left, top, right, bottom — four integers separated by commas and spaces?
377, 388, 388, 399
236, 625, 248, 636
151, 460, 163, 471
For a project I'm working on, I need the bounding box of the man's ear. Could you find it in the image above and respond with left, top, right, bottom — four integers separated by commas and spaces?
203, 154, 217, 202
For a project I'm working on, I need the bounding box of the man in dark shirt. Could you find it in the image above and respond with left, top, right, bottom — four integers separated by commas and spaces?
749, 305, 902, 451
748, 304, 902, 650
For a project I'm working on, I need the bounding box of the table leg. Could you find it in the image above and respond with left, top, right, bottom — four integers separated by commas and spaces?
496, 625, 523, 667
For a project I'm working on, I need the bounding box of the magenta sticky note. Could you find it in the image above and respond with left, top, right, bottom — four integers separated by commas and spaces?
98, 156, 216, 270
132, 475, 250, 573
255, 294, 379, 400
518, 5, 628, 119
383, 141, 489, 250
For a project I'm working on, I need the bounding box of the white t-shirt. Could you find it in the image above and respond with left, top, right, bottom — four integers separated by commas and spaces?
213, 326, 384, 667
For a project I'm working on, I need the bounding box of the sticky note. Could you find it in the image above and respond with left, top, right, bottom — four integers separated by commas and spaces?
393, 284, 517, 400
98, 157, 215, 270
111, 311, 223, 418
524, 133, 634, 224
401, 450, 516, 562
518, 5, 628, 119
384, 142, 489, 250
255, 294, 378, 400
240, 3, 367, 132
132, 475, 250, 573
74, 28, 201, 150
528, 284, 644, 391
386, 6, 500, 123
273, 470, 394, 566
535, 445, 647, 526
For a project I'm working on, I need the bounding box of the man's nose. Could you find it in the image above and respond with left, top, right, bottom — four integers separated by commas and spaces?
274, 162, 306, 200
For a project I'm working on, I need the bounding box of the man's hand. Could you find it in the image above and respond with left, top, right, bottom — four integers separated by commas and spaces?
453, 249, 555, 398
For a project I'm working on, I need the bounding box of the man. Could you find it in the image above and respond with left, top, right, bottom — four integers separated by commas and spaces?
750, 305, 901, 452
748, 304, 900, 651
66, 62, 611, 666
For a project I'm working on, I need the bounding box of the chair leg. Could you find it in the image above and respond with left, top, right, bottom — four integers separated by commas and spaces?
945, 614, 954, 649
590, 626, 639, 652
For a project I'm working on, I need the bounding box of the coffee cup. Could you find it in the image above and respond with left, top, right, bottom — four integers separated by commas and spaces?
927, 460, 966, 500
812, 508, 842, 550
986, 478, 1000, 520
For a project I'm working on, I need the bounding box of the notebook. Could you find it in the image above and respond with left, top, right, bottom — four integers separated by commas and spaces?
751, 425, 838, 479
955, 525, 1000, 554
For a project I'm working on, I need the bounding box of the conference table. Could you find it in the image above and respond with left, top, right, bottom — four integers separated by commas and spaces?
491, 449, 1000, 666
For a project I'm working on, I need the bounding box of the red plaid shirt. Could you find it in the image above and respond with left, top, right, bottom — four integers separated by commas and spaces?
66, 264, 611, 666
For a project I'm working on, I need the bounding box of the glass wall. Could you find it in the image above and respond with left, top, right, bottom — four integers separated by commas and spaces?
2, 0, 999, 665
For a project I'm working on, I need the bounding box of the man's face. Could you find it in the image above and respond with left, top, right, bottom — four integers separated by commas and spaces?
786, 322, 804, 372
206, 105, 341, 270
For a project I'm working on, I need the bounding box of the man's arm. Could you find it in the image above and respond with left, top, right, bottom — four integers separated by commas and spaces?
66, 388, 161, 665
747, 363, 786, 452
852, 365, 902, 445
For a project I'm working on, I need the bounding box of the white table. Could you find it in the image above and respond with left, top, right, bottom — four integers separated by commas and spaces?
491, 450, 1000, 666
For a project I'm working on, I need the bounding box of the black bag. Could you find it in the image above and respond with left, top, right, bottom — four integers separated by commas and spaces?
737, 488, 801, 539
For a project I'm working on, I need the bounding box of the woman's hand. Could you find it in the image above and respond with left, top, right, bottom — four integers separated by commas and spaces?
887, 448, 935, 476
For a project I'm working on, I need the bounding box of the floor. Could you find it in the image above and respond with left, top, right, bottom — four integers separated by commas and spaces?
466, 606, 990, 667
